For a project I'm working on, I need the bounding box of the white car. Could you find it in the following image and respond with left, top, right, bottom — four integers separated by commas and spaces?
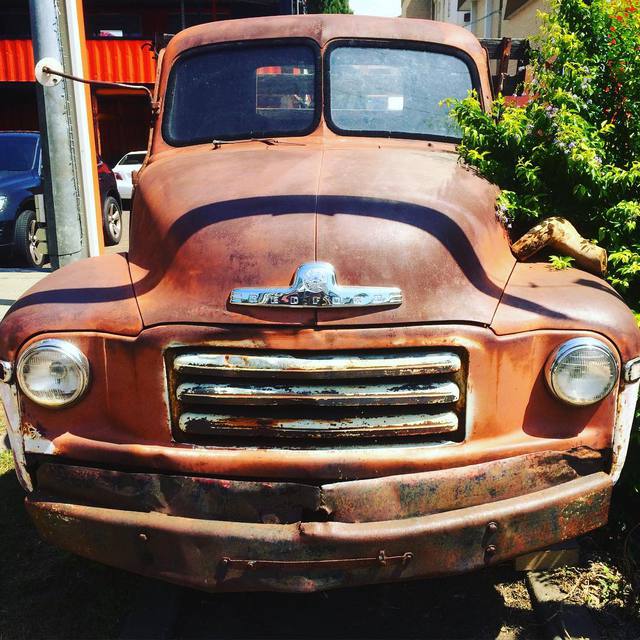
113, 150, 146, 201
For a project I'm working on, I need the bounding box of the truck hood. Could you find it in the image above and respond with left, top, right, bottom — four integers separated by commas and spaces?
129, 144, 515, 327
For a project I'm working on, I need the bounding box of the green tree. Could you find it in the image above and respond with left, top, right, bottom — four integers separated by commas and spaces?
450, 0, 640, 299
307, 0, 353, 13
450, 0, 640, 513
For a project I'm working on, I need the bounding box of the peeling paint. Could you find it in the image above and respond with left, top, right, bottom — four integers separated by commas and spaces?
179, 411, 459, 438
174, 351, 462, 378
23, 435, 56, 455
0, 381, 33, 492
25, 468, 612, 593
611, 380, 639, 483
21, 422, 56, 454
22, 422, 42, 439
2, 12, 637, 595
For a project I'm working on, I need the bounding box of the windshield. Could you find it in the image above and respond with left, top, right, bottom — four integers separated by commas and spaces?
119, 152, 146, 165
0, 135, 38, 172
163, 42, 319, 145
327, 45, 474, 140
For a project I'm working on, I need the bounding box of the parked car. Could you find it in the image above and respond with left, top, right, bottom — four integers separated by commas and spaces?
0, 16, 639, 595
0, 132, 42, 267
113, 150, 146, 201
96, 156, 124, 247
0, 131, 123, 268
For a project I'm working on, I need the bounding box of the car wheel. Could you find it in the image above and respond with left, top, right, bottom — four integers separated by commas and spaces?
14, 209, 46, 268
102, 195, 122, 246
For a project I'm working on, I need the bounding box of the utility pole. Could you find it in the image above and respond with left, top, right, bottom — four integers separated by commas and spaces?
30, 0, 103, 269
180, 0, 186, 29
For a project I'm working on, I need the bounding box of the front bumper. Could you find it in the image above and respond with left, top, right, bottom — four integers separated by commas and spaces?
26, 448, 611, 593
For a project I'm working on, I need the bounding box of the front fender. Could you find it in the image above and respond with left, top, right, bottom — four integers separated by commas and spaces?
0, 253, 143, 362
491, 262, 640, 361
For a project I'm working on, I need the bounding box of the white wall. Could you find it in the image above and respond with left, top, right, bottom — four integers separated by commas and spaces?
402, 0, 467, 24
502, 0, 546, 38
433, 0, 466, 25
401, 0, 433, 19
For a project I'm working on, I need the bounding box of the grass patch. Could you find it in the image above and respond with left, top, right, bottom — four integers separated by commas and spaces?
534, 552, 640, 639
0, 449, 13, 474
0, 405, 7, 435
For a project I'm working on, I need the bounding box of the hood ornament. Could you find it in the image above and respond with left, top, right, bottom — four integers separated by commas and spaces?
230, 262, 403, 308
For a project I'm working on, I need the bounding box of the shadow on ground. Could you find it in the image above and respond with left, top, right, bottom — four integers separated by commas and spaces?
174, 569, 538, 640
0, 455, 144, 640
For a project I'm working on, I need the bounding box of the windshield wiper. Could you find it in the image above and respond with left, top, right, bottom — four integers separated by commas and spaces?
211, 138, 304, 150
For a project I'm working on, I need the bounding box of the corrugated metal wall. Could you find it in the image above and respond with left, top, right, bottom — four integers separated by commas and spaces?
85, 39, 156, 83
0, 39, 156, 84
0, 40, 34, 82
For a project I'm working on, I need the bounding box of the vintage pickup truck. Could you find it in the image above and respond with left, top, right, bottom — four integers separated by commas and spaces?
1, 15, 639, 593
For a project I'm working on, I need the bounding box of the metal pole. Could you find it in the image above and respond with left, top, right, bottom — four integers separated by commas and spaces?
64, 0, 103, 259
180, 0, 186, 29
29, 0, 86, 268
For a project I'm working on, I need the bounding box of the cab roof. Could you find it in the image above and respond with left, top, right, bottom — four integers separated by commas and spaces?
153, 15, 493, 154
165, 14, 488, 69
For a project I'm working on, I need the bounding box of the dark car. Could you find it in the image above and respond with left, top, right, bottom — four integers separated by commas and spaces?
0, 131, 123, 268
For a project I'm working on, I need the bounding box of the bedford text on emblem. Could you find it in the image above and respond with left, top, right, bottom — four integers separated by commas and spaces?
229, 262, 403, 308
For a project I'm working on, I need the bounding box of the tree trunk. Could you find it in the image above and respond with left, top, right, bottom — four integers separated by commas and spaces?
511, 217, 607, 276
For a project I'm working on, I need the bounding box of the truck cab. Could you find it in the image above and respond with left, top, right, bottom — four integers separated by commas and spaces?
0, 15, 638, 593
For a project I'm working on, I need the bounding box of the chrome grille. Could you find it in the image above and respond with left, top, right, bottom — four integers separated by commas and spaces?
168, 350, 465, 441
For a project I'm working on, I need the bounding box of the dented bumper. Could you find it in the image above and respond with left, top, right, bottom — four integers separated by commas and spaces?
26, 448, 611, 593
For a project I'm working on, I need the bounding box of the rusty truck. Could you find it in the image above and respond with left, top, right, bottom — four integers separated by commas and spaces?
0, 15, 638, 592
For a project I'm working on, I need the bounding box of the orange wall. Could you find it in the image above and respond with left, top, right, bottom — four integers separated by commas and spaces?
0, 40, 34, 82
0, 38, 156, 84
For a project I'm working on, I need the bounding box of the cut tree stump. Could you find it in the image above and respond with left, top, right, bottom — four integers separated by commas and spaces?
511, 217, 607, 276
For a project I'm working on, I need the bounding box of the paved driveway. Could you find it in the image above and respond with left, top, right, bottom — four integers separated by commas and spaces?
0, 266, 49, 319
0, 211, 130, 320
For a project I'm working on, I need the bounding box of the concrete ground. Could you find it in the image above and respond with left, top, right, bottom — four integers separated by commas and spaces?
0, 210, 130, 320
0, 265, 50, 319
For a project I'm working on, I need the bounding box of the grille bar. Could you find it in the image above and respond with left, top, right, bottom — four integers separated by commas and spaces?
179, 411, 459, 438
176, 380, 460, 407
169, 349, 465, 441
173, 351, 461, 379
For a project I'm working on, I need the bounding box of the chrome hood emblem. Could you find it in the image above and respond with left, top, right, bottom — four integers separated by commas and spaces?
230, 262, 403, 308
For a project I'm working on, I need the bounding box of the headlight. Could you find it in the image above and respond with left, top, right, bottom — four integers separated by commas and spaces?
0, 195, 7, 212
17, 339, 90, 407
545, 338, 618, 406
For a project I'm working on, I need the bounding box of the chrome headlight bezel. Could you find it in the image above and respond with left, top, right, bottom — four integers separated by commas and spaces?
0, 194, 8, 212
16, 339, 90, 408
545, 337, 619, 406
624, 356, 640, 383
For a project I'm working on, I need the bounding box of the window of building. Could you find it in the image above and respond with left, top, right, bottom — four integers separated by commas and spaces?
87, 14, 143, 38
0, 12, 31, 38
